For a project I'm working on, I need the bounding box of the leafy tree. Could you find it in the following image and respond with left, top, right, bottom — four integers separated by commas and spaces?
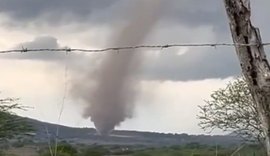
198, 77, 263, 144
0, 97, 33, 139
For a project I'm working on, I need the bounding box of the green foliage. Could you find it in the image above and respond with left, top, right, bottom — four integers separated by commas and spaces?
0, 97, 34, 139
40, 144, 109, 156
57, 143, 77, 156
184, 142, 205, 149
198, 77, 263, 143
40, 152, 70, 156
19, 143, 267, 156
11, 140, 24, 148
131, 144, 265, 156
0, 151, 5, 156
80, 146, 109, 156
40, 143, 77, 156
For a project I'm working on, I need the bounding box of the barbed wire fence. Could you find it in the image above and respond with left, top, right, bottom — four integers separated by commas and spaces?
2, 42, 270, 156
1, 42, 270, 54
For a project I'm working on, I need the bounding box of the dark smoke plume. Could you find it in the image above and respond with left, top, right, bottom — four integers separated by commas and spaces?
72, 0, 162, 135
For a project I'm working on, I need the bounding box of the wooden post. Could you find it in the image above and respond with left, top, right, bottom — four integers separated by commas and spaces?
223, 0, 270, 154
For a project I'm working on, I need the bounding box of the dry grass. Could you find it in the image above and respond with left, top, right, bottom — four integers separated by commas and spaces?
5, 146, 39, 156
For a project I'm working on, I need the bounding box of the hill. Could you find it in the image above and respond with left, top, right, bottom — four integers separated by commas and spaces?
24, 118, 242, 147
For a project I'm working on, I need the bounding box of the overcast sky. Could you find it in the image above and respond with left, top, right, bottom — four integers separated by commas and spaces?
0, 0, 270, 135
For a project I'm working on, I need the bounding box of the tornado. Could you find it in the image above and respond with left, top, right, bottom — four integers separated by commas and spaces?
72, 0, 162, 135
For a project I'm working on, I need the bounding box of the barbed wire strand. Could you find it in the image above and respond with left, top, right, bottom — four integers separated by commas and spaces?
1, 42, 270, 54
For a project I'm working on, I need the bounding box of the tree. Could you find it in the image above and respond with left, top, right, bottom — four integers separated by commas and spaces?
223, 0, 270, 155
0, 97, 33, 139
198, 77, 264, 144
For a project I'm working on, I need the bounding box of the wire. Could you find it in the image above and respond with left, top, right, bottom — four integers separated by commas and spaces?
54, 52, 69, 156
0, 42, 270, 54
44, 126, 54, 156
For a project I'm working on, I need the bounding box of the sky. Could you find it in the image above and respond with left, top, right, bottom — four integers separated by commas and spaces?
0, 0, 270, 135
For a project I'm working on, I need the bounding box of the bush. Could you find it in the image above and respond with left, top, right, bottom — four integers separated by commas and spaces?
12, 141, 24, 148
80, 146, 109, 156
57, 143, 77, 156
40, 143, 77, 156
41, 152, 70, 156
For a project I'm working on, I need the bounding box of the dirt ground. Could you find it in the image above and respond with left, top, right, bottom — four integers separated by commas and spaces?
5, 146, 39, 156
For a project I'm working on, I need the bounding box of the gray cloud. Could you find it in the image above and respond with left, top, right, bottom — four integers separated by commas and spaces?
0, 0, 115, 24
0, 0, 225, 28
4, 36, 67, 61
1, 0, 270, 81
0, 0, 267, 31
163, 0, 226, 29
143, 47, 241, 81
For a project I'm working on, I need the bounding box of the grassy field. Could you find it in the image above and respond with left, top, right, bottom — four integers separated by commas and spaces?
1, 142, 266, 156
131, 146, 265, 156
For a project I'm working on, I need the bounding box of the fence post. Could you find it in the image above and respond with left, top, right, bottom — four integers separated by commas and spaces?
223, 0, 270, 155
